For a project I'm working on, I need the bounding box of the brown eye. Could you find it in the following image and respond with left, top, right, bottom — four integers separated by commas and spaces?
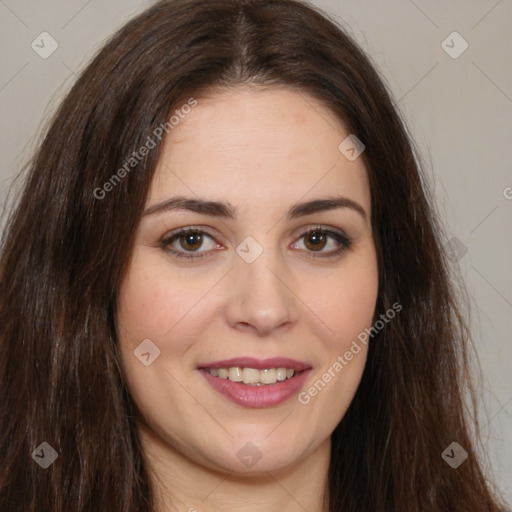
303, 231, 328, 251
178, 232, 204, 251
292, 227, 351, 258
161, 228, 218, 259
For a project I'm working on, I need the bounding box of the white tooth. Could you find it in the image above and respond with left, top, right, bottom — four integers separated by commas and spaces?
260, 368, 277, 384
211, 366, 295, 384
228, 367, 243, 382
276, 367, 287, 381
242, 368, 260, 384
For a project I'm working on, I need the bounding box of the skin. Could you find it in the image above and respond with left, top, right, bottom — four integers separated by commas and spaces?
117, 87, 379, 512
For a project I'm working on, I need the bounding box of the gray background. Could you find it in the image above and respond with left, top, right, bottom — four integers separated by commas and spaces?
0, 0, 510, 503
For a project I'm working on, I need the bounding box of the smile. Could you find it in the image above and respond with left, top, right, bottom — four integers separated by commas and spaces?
204, 366, 297, 385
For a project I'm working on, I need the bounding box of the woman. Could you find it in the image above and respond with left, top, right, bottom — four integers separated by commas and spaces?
0, 0, 508, 510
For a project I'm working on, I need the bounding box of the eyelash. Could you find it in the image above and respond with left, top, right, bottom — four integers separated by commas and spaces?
160, 225, 352, 260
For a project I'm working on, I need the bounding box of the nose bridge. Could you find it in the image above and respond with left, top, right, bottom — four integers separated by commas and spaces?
225, 236, 298, 335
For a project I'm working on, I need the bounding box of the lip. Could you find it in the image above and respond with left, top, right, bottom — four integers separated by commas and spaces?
197, 357, 312, 372
199, 367, 313, 408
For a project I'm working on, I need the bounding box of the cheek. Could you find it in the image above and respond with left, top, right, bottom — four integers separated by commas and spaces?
302, 250, 378, 390
115, 257, 198, 419
297, 261, 377, 425
312, 256, 379, 349
329, 279, 377, 342
117, 255, 204, 344
118, 272, 171, 341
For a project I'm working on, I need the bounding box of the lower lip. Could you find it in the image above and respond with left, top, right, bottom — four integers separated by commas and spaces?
199, 369, 312, 408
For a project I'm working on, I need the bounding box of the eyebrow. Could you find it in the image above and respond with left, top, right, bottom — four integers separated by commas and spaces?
143, 195, 367, 222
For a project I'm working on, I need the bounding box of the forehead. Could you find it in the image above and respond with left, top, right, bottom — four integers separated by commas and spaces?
149, 87, 370, 213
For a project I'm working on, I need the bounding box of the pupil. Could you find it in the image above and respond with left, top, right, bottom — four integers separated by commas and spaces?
181, 233, 202, 251
306, 232, 326, 251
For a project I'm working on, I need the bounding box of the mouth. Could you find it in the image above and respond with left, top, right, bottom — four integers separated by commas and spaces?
197, 357, 312, 408
200, 366, 302, 385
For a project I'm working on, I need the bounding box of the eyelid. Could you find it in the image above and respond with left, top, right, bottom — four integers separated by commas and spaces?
160, 224, 352, 260
295, 224, 348, 240
160, 226, 221, 255
160, 225, 220, 242
291, 225, 352, 259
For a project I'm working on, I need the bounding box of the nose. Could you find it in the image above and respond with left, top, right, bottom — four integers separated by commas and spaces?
224, 246, 299, 337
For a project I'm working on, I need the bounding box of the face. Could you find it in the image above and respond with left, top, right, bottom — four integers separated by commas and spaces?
117, 87, 378, 475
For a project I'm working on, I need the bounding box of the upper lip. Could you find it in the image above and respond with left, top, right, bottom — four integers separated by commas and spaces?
198, 357, 312, 371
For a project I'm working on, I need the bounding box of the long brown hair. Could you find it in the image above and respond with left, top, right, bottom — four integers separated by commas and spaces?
0, 0, 507, 510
